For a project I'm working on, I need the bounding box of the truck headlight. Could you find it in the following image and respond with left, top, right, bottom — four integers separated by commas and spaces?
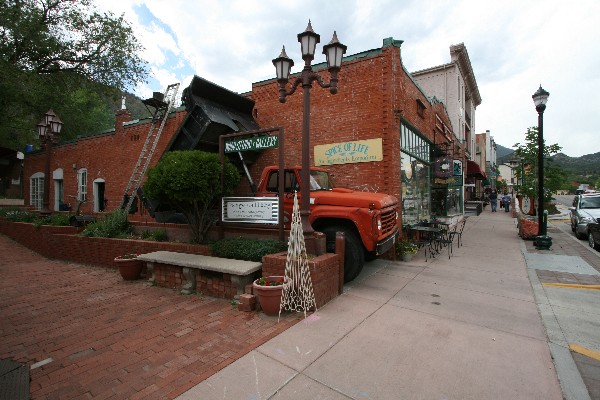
377, 217, 382, 232
580, 216, 594, 224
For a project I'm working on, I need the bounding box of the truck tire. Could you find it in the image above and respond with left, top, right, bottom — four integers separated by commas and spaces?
321, 227, 365, 283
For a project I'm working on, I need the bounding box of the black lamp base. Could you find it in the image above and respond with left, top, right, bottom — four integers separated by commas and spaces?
534, 235, 552, 250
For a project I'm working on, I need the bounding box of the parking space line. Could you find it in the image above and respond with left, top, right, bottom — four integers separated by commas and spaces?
569, 343, 600, 361
542, 283, 600, 290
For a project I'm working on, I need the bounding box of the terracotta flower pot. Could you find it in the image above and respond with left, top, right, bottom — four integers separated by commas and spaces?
114, 256, 143, 280
252, 276, 289, 316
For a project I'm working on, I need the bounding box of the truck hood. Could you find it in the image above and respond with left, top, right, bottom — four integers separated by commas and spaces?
312, 189, 398, 209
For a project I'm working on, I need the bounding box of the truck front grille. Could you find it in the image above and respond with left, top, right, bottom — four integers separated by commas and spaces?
381, 208, 397, 235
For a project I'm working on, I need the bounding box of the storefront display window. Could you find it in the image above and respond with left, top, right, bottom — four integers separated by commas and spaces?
401, 123, 430, 225
432, 183, 463, 216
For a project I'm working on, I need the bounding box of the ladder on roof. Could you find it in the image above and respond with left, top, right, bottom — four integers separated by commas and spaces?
120, 82, 180, 212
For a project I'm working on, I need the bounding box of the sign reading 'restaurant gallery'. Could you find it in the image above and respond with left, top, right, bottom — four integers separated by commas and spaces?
314, 138, 383, 166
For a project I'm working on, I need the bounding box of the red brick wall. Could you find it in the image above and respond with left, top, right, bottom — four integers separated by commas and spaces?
247, 41, 455, 203
22, 39, 457, 225
0, 218, 210, 268
23, 109, 186, 216
261, 252, 339, 309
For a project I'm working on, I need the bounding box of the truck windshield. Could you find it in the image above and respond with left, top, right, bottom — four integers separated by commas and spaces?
310, 170, 336, 190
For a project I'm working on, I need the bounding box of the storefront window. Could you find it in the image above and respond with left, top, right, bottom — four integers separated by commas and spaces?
401, 154, 430, 224
401, 123, 431, 225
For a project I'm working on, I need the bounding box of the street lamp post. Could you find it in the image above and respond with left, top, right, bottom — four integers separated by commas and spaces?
532, 85, 551, 249
36, 109, 63, 216
272, 21, 346, 255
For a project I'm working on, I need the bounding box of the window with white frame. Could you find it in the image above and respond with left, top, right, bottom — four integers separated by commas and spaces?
30, 172, 44, 210
78, 169, 87, 202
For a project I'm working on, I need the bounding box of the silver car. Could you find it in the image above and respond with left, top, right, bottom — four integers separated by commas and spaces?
570, 192, 600, 239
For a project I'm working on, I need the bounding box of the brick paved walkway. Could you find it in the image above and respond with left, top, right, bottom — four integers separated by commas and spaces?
0, 235, 300, 399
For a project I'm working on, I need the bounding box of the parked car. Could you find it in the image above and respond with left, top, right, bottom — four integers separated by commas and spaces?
588, 222, 600, 251
569, 192, 600, 239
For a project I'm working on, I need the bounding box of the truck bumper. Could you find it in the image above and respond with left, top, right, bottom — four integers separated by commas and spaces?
376, 231, 398, 255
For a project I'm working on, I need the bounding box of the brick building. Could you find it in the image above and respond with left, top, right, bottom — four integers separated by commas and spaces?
23, 37, 473, 226
249, 37, 463, 223
24, 108, 187, 216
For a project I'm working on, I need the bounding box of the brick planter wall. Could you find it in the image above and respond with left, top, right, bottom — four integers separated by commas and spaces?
261, 252, 340, 309
0, 218, 210, 269
518, 217, 538, 239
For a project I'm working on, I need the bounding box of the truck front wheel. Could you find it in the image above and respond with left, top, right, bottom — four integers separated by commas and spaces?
321, 227, 365, 283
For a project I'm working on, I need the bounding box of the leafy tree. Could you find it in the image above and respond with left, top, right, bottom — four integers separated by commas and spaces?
513, 126, 564, 208
0, 0, 148, 150
144, 151, 241, 243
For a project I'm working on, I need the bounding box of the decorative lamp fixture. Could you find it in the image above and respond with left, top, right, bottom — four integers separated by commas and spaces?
532, 85, 550, 110
36, 108, 63, 216
322, 31, 347, 71
273, 46, 294, 82
272, 21, 346, 255
531, 85, 551, 250
297, 21, 320, 60
36, 121, 47, 138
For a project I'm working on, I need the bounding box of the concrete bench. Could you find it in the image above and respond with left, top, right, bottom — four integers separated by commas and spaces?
137, 251, 261, 298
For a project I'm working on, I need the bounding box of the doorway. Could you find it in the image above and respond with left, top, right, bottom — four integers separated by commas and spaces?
93, 179, 106, 212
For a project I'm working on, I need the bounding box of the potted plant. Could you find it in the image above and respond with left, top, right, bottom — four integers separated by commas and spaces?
114, 253, 143, 280
252, 276, 290, 316
395, 238, 418, 261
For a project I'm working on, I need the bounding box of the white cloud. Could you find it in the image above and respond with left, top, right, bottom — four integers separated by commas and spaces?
99, 0, 600, 156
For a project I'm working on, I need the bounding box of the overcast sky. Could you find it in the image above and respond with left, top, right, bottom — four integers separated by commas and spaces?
99, 0, 600, 157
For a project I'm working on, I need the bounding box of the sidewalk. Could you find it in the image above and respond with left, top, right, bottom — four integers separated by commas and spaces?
178, 208, 598, 400
1, 207, 598, 399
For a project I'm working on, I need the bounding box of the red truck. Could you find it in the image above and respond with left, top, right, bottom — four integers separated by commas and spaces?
256, 166, 400, 282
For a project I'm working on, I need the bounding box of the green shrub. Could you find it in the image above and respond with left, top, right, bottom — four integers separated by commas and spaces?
0, 208, 38, 223
141, 229, 168, 242
210, 237, 287, 262
43, 213, 71, 226
82, 209, 132, 238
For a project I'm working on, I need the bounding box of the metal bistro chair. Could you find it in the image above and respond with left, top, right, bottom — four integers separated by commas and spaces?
452, 217, 468, 248
407, 223, 436, 262
434, 222, 457, 259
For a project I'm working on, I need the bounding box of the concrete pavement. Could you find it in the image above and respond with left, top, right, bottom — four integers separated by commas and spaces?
179, 207, 599, 400
1, 204, 599, 399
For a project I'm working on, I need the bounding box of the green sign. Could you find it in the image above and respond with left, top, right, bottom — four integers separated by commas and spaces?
224, 135, 278, 153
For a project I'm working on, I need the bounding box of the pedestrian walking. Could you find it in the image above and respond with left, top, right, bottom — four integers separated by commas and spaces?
489, 190, 498, 212
502, 192, 511, 212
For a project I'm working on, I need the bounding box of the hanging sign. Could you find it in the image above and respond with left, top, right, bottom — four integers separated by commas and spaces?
453, 160, 463, 176
314, 138, 383, 166
434, 156, 453, 178
224, 135, 278, 153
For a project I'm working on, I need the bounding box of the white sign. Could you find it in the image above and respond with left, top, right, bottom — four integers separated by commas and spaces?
522, 197, 531, 214
222, 197, 279, 224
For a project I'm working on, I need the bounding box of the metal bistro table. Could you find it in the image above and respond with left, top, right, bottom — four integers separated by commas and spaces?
407, 225, 442, 261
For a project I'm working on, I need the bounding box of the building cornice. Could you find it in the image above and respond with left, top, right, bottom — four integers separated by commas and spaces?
450, 43, 482, 107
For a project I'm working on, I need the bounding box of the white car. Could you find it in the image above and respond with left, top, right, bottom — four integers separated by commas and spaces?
570, 192, 600, 239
